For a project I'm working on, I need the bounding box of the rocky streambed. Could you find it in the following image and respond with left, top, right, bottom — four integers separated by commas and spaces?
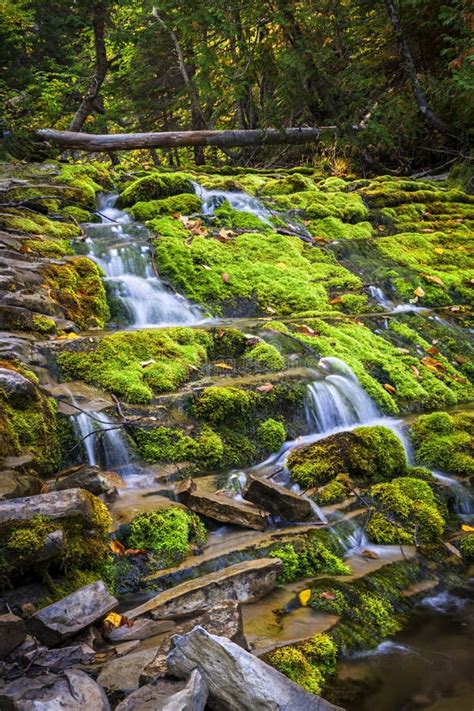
0, 160, 473, 709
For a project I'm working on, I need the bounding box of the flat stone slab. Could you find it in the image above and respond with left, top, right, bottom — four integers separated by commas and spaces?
115, 670, 207, 711
0, 488, 105, 528
105, 618, 176, 643
27, 581, 117, 647
176, 478, 269, 530
0, 669, 111, 710
127, 558, 283, 620
243, 473, 315, 522
97, 646, 158, 693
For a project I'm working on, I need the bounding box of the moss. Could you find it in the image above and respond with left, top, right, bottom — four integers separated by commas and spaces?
460, 534, 474, 560
287, 426, 407, 488
43, 256, 109, 329
118, 172, 194, 207
0, 208, 81, 239
132, 425, 224, 470
147, 216, 190, 239
410, 410, 474, 477
57, 327, 213, 403
309, 216, 373, 241
24, 238, 74, 258
316, 477, 349, 506
353, 593, 401, 637
191, 385, 257, 424
32, 314, 56, 334
130, 193, 202, 220
269, 537, 350, 584
55, 163, 108, 208
260, 173, 318, 196
126, 507, 206, 568
61, 205, 91, 223
267, 190, 369, 221
366, 512, 413, 545
339, 293, 369, 314
310, 587, 348, 615
243, 342, 285, 371
256, 418, 286, 454
214, 200, 271, 232
264, 633, 337, 695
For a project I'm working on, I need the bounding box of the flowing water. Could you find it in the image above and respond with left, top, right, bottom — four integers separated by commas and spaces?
81, 193, 202, 327
192, 181, 273, 223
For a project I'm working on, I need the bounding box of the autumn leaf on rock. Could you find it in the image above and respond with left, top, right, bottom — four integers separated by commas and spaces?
421, 356, 446, 371
299, 324, 317, 336
413, 286, 425, 298
215, 361, 233, 370
383, 383, 397, 394
109, 540, 126, 556
298, 589, 311, 606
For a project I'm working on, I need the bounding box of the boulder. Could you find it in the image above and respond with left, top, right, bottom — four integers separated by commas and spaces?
243, 473, 315, 522
97, 646, 158, 693
167, 626, 344, 711
127, 558, 282, 620
0, 488, 107, 528
52, 465, 125, 496
105, 618, 176, 643
0, 613, 26, 659
27, 581, 117, 647
115, 670, 207, 711
0, 368, 36, 403
0, 669, 110, 710
176, 479, 269, 530
141, 600, 247, 683
25, 643, 95, 670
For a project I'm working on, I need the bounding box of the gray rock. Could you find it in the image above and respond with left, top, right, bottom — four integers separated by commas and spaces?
167, 626, 344, 711
176, 478, 269, 530
27, 581, 117, 647
0, 613, 26, 660
0, 669, 110, 710
25, 643, 95, 670
116, 670, 207, 711
0, 488, 107, 529
0, 470, 44, 500
52, 465, 125, 496
127, 558, 282, 620
97, 646, 158, 693
243, 473, 315, 522
105, 617, 176, 643
0, 368, 36, 403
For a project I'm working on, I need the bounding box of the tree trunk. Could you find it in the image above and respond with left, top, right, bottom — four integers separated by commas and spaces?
36, 126, 337, 152
69, 1, 109, 132
384, 0, 452, 136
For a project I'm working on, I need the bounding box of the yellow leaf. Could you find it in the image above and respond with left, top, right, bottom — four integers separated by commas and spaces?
434, 248, 445, 255
215, 362, 233, 370
276, 262, 287, 269
109, 540, 126, 556
413, 286, 425, 298
461, 524, 474, 532
66, 332, 78, 340
104, 612, 122, 628
298, 589, 311, 607
383, 383, 397, 394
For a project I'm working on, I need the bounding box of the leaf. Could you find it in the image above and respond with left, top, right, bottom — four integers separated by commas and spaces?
125, 548, 148, 556
299, 324, 316, 336
383, 383, 397, 394
329, 296, 342, 305
257, 383, 274, 393
298, 588, 311, 606
413, 286, 425, 298
109, 540, 126, 556
422, 273, 444, 286
66, 332, 78, 340
215, 361, 233, 370
411, 365, 420, 378
425, 345, 439, 355
461, 524, 474, 532
221, 272, 230, 283
421, 356, 446, 371
266, 306, 276, 314
434, 248, 445, 255
103, 612, 123, 628
397, 348, 410, 354
320, 591, 336, 600
217, 227, 235, 241
275, 262, 287, 269
202, 264, 212, 270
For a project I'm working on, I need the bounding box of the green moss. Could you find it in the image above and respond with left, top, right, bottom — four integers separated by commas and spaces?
310, 587, 348, 615
25, 238, 74, 258
43, 256, 109, 329
260, 173, 318, 196
118, 172, 194, 207
410, 410, 474, 476
353, 593, 401, 637
191, 385, 257, 424
309, 216, 373, 240
147, 216, 190, 239
130, 193, 202, 220
460, 534, 474, 560
32, 314, 56, 333
61, 205, 91, 223
243, 342, 285, 371
270, 537, 350, 584
264, 633, 337, 695
57, 327, 213, 403
287, 426, 407, 488
366, 512, 413, 545
316, 477, 349, 506
256, 418, 286, 454
267, 190, 369, 221
132, 425, 224, 470
339, 293, 369, 314
126, 507, 206, 568
214, 200, 271, 232
55, 163, 108, 208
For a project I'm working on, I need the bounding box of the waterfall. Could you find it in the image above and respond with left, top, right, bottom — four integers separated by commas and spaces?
82, 193, 202, 327
192, 182, 272, 223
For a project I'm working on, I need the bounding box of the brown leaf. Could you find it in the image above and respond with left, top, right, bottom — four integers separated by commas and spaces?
124, 548, 148, 556
221, 272, 230, 283
383, 383, 397, 394
413, 286, 425, 298
320, 591, 336, 600
109, 540, 126, 556
411, 365, 420, 378
455, 355, 468, 364
329, 296, 343, 305
215, 361, 233, 370
299, 324, 317, 336
257, 383, 274, 393
422, 274, 444, 287
425, 345, 439, 355
421, 356, 446, 371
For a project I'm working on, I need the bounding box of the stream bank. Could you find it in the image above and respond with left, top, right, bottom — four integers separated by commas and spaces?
0, 160, 473, 708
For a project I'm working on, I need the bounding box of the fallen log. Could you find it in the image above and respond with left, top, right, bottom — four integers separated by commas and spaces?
35, 126, 337, 152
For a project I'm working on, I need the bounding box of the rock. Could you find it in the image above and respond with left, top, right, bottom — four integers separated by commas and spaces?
0, 488, 107, 528
360, 548, 380, 560
127, 558, 282, 620
97, 646, 158, 693
105, 618, 176, 643
0, 613, 26, 659
115, 670, 207, 711
167, 626, 344, 711
140, 600, 247, 683
52, 465, 125, 496
242, 473, 315, 522
25, 643, 95, 670
0, 669, 110, 710
176, 478, 269, 530
0, 367, 36, 403
114, 640, 141, 656
0, 470, 44, 500
27, 581, 117, 647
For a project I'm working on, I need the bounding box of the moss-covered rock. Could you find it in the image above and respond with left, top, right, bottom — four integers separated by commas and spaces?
287, 426, 407, 488
118, 172, 194, 208
130, 193, 202, 220
410, 410, 474, 477
269, 530, 350, 583
243, 342, 285, 371
263, 633, 337, 695
256, 418, 286, 454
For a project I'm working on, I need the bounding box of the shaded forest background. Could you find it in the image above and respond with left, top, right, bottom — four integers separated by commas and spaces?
1, 0, 473, 173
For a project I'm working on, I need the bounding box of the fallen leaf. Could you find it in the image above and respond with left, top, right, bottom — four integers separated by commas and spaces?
320, 591, 336, 600
425, 345, 439, 355
383, 383, 397, 394
450, 306, 460, 312
257, 383, 274, 393
215, 361, 233, 370
140, 359, 156, 368
421, 356, 446, 371
329, 296, 343, 305
66, 332, 78, 340
217, 227, 235, 242
411, 365, 420, 378
422, 274, 444, 287
299, 324, 316, 336
455, 355, 468, 364
266, 306, 276, 314
276, 262, 287, 269
434, 248, 445, 255
461, 524, 474, 532
202, 264, 211, 270
413, 286, 425, 298
221, 272, 230, 283
103, 612, 123, 628
125, 548, 148, 556
109, 540, 126, 556
397, 348, 410, 354
298, 589, 311, 607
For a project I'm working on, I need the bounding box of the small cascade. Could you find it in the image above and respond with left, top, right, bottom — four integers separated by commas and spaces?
82, 193, 202, 327
432, 470, 474, 519
192, 182, 272, 223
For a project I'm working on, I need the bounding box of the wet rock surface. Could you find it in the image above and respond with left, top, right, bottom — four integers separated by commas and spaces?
243, 472, 315, 521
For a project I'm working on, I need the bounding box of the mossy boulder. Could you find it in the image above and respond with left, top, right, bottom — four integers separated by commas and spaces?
243, 342, 285, 371
263, 633, 337, 695
130, 193, 202, 220
410, 410, 474, 477
287, 426, 407, 487
118, 172, 194, 208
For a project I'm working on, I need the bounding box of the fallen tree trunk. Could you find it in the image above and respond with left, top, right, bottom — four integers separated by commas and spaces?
35, 126, 337, 152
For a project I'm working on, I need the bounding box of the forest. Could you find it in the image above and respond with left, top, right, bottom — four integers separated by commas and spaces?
0, 2, 473, 710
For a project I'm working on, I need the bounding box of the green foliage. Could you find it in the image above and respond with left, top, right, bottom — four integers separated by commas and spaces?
126, 507, 206, 568
460, 534, 474, 560
118, 173, 194, 207
353, 593, 401, 638
264, 633, 336, 694
243, 342, 285, 371
256, 418, 286, 454
410, 410, 474, 476
315, 477, 350, 506
191, 386, 257, 424
310, 588, 348, 615
131, 194, 202, 220
270, 537, 350, 584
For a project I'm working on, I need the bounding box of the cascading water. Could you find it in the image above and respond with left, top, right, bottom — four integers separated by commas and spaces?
81, 193, 202, 327
192, 182, 272, 223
